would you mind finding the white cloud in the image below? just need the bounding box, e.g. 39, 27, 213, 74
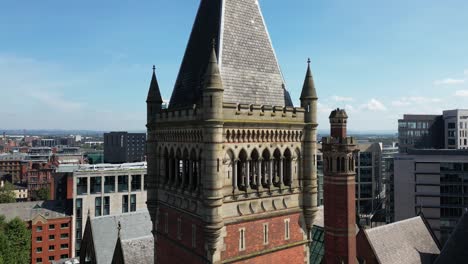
361, 98, 387, 111
331, 96, 354, 102
391, 96, 441, 107
28, 92, 84, 112
434, 78, 465, 85
455, 90, 468, 97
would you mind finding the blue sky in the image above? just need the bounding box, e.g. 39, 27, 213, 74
1, 0, 467, 131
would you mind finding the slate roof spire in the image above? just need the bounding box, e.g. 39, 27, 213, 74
146, 65, 163, 103
203, 41, 223, 91
300, 58, 318, 100
168, 0, 293, 108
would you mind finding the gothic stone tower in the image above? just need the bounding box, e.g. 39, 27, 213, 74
146, 0, 319, 263
322, 109, 359, 264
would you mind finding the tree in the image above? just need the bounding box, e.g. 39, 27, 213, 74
0, 182, 16, 204
36, 187, 50, 201
0, 216, 30, 264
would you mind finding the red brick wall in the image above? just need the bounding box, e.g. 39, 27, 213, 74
66, 175, 73, 200
356, 229, 378, 264
324, 177, 356, 263
31, 217, 72, 264
221, 212, 305, 263
232, 244, 304, 264
156, 205, 206, 264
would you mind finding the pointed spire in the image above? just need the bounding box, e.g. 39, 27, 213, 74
117, 221, 122, 237
203, 42, 223, 90
146, 65, 163, 103
300, 58, 318, 100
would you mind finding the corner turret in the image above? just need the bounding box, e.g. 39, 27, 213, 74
202, 43, 224, 120
300, 58, 319, 238
146, 65, 163, 126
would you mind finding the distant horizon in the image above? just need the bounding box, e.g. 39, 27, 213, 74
0, 128, 398, 136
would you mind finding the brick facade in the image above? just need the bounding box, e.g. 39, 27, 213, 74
222, 212, 305, 262
156, 205, 206, 264
31, 216, 72, 264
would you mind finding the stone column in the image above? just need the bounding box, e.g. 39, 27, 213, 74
246, 159, 251, 191
280, 157, 284, 188
189, 160, 193, 191
233, 159, 238, 192
269, 159, 274, 188
258, 158, 263, 191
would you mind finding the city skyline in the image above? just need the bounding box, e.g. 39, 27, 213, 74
1, 0, 468, 131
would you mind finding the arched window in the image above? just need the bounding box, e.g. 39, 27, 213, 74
238, 150, 248, 191
336, 157, 341, 172
250, 150, 260, 189
273, 149, 282, 187
261, 149, 271, 188
341, 157, 346, 172
283, 149, 292, 186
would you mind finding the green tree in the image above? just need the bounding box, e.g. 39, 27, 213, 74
36, 187, 50, 201
0, 182, 16, 204
0, 216, 30, 264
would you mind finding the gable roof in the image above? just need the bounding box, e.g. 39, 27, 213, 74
119, 236, 154, 264
89, 210, 152, 264
0, 200, 70, 222
434, 211, 468, 264
364, 216, 440, 264
168, 0, 293, 109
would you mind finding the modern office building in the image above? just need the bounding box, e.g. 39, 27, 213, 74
443, 109, 468, 149
398, 109, 468, 153
398, 114, 444, 153
394, 149, 468, 245
72, 162, 147, 257
382, 143, 399, 223
103, 132, 146, 163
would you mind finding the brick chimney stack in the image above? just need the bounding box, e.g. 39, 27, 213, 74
322, 108, 359, 263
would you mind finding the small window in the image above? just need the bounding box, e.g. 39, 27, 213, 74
284, 219, 290, 240
61, 223, 69, 229
164, 213, 169, 234
36, 247, 42, 253
192, 224, 197, 248
49, 224, 55, 230
49, 235, 55, 240
177, 218, 182, 240
239, 228, 246, 251
60, 244, 69, 249
130, 194, 136, 212
60, 254, 69, 259
36, 236, 43, 242
36, 258, 42, 264
49, 256, 55, 261
36, 226, 43, 232
95, 197, 102, 217
60, 233, 69, 239
263, 223, 269, 245
49, 245, 55, 251
122, 195, 129, 213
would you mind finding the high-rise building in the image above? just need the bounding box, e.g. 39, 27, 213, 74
394, 149, 468, 245
72, 162, 147, 257
354, 143, 382, 220
443, 109, 468, 149
322, 109, 359, 263
103, 132, 146, 164
146, 0, 319, 262
398, 114, 444, 153
382, 143, 398, 223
